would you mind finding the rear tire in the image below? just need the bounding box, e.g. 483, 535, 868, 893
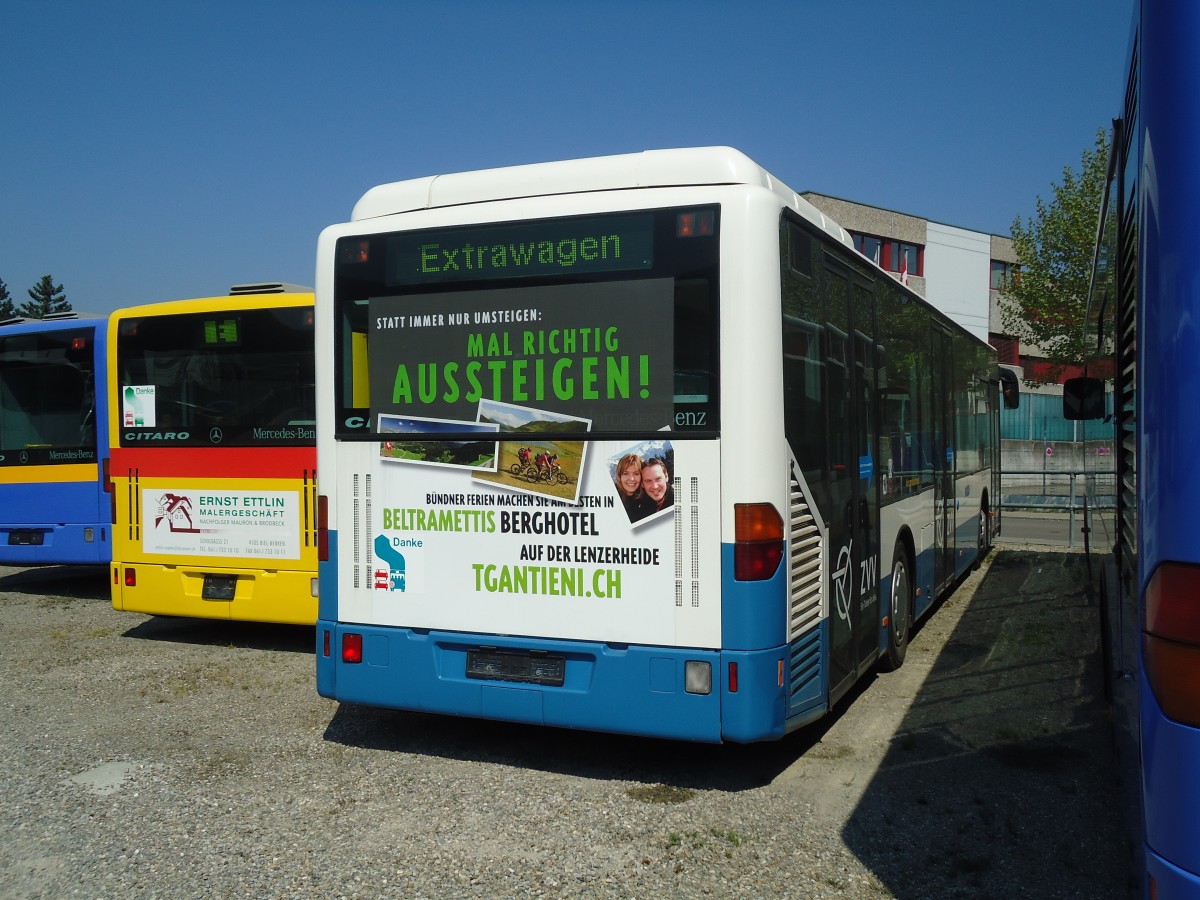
881, 540, 913, 671
974, 501, 991, 569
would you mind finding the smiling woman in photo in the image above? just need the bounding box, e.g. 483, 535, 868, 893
613, 452, 644, 520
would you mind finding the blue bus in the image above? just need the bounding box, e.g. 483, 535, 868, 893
314, 148, 1018, 742
0, 312, 110, 565
1066, 1, 1200, 894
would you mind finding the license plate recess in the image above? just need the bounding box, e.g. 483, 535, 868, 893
201, 574, 237, 601
466, 647, 565, 687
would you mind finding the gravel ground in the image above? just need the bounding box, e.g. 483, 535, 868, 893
0, 548, 1135, 899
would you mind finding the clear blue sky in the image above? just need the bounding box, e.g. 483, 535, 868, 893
1, 0, 1133, 315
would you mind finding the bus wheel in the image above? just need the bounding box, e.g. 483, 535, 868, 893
881, 541, 912, 671
975, 503, 991, 569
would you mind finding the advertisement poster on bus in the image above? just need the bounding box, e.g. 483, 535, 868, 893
342, 280, 719, 647
365, 280, 676, 432
141, 488, 302, 559
356, 431, 717, 647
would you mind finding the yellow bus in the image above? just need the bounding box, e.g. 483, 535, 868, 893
107, 283, 317, 624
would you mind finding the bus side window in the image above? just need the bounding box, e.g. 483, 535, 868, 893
880, 390, 910, 495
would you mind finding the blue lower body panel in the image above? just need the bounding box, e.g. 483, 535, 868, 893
317, 623, 722, 741
0, 522, 109, 566
914, 544, 937, 619
787, 621, 827, 726
316, 622, 792, 743
1145, 850, 1200, 899
1141, 675, 1200, 896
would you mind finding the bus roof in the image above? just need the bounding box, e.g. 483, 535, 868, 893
229, 282, 313, 295
110, 289, 313, 322
0, 312, 106, 329
350, 146, 853, 251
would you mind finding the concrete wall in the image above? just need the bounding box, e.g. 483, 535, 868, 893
1001, 439, 1114, 473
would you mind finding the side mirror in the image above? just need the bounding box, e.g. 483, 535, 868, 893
998, 367, 1020, 410
1063, 376, 1105, 420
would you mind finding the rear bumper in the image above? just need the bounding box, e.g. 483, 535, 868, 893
113, 560, 316, 624
0, 523, 109, 566
316, 622, 791, 743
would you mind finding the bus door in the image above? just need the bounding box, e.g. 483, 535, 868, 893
931, 326, 956, 588
824, 262, 880, 695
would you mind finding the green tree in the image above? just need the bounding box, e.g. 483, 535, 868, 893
20, 274, 70, 318
0, 278, 15, 320
999, 129, 1109, 385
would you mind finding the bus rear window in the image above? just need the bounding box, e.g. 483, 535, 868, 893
116, 307, 314, 447
0, 327, 97, 465
333, 207, 719, 438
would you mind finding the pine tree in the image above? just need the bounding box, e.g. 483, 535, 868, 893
20, 275, 71, 319
0, 278, 15, 320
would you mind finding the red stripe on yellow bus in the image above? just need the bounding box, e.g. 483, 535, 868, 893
109, 446, 315, 478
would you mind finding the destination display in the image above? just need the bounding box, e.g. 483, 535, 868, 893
385, 214, 654, 284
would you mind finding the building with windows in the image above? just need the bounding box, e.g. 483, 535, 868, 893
801, 193, 1024, 369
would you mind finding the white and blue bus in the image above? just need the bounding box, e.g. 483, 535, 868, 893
314, 148, 1017, 742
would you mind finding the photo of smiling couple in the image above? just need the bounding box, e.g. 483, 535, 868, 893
611, 441, 675, 526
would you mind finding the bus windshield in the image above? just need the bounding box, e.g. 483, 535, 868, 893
333, 207, 720, 437
0, 327, 98, 465
116, 306, 314, 447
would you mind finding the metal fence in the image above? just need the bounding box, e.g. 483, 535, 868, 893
1000, 468, 1116, 549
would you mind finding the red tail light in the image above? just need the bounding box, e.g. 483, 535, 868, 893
342, 632, 363, 664
1143, 562, 1200, 726
676, 210, 714, 237
124, 567, 136, 587
734, 503, 784, 581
